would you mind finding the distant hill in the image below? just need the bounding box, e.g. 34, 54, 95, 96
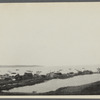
0, 65, 43, 67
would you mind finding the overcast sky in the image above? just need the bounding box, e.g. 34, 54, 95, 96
0, 3, 100, 66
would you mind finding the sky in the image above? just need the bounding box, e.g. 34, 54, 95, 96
0, 3, 100, 66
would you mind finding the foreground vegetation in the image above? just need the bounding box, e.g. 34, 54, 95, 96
1, 80, 100, 95
38, 81, 100, 95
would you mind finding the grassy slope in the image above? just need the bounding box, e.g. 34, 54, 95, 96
39, 81, 100, 95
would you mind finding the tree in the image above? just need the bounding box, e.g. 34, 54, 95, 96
97, 68, 100, 73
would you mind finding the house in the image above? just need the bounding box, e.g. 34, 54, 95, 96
33, 74, 40, 78
83, 70, 93, 74
0, 74, 10, 79
46, 72, 56, 78
22, 72, 33, 80
46, 72, 62, 78
15, 74, 22, 81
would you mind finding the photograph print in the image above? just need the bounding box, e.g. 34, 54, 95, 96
0, 3, 100, 95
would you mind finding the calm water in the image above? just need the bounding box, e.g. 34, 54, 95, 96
0, 65, 99, 75
4, 74, 100, 93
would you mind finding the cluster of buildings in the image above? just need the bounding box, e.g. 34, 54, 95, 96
0, 69, 94, 82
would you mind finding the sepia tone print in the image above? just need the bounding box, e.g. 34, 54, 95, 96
0, 3, 100, 95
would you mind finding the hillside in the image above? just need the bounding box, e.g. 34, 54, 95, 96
39, 81, 100, 95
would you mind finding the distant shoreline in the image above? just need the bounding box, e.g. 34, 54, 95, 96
0, 65, 43, 67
